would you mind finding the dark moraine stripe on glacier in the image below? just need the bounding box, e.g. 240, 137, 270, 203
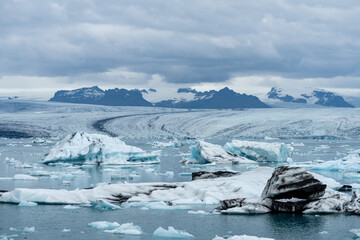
91, 111, 188, 137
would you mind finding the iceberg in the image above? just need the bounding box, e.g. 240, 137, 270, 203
350, 228, 360, 237
9, 227, 35, 233
153, 226, 194, 238
213, 235, 274, 240
183, 140, 256, 164
153, 138, 182, 148
311, 149, 360, 171
42, 132, 160, 165
104, 223, 143, 235
88, 221, 120, 230
18, 201, 38, 207
224, 140, 293, 162
13, 174, 38, 180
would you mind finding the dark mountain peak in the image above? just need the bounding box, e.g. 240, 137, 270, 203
148, 88, 157, 93
267, 87, 354, 108
177, 88, 198, 94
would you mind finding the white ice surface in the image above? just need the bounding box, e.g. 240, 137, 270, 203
43, 132, 160, 165
224, 140, 293, 162
153, 226, 194, 238
0, 167, 342, 206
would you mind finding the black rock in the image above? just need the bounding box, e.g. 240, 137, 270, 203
338, 185, 352, 192
220, 198, 245, 210
261, 166, 326, 201
191, 171, 240, 180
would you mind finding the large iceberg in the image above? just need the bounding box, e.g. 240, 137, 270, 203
43, 132, 160, 165
182, 140, 256, 164
224, 140, 293, 163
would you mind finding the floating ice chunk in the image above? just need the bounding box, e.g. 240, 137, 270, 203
311, 150, 360, 171
224, 140, 293, 162
88, 221, 120, 230
153, 226, 194, 238
0, 234, 18, 240
155, 171, 175, 178
104, 223, 143, 235
29, 170, 51, 177
18, 201, 37, 207
123, 201, 189, 210
319, 231, 328, 234
4, 157, 19, 165
187, 210, 209, 215
350, 228, 360, 237
23, 144, 32, 147
91, 200, 121, 210
43, 132, 160, 165
153, 138, 182, 148
9, 227, 35, 233
213, 235, 274, 240
13, 174, 38, 180
184, 140, 256, 164
62, 229, 71, 232
64, 205, 80, 209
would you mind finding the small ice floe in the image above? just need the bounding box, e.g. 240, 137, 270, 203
213, 235, 274, 240
9, 227, 35, 233
4, 157, 20, 165
13, 174, 38, 180
224, 140, 293, 163
319, 231, 328, 234
350, 228, 360, 237
153, 226, 194, 238
23, 144, 32, 148
104, 223, 143, 235
187, 210, 209, 215
62, 229, 71, 232
0, 234, 18, 240
91, 200, 121, 210
182, 140, 256, 164
18, 201, 38, 207
124, 201, 189, 210
153, 138, 182, 148
155, 171, 175, 178
29, 170, 51, 177
43, 132, 160, 165
63, 205, 80, 210
88, 221, 120, 230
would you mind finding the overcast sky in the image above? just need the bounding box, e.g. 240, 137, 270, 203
1, 0, 360, 98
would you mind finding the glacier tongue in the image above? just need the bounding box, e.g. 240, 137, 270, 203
43, 132, 160, 165
224, 140, 293, 163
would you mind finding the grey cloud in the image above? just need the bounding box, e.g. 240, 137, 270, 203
1, 0, 360, 86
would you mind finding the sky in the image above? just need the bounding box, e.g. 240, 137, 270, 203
1, 0, 360, 99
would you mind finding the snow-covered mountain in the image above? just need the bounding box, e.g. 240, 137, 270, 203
50, 86, 152, 106
50, 87, 270, 109
266, 87, 355, 108
154, 87, 270, 109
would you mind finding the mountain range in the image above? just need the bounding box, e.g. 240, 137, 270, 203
49, 86, 355, 109
49, 86, 270, 109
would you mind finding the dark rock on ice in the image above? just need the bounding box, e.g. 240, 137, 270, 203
338, 185, 352, 192
261, 166, 326, 201
192, 171, 240, 181
219, 198, 245, 210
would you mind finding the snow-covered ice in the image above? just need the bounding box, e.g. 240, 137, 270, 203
18, 201, 37, 207
224, 140, 293, 162
153, 226, 194, 238
310, 149, 360, 171
43, 132, 160, 165
88, 221, 120, 230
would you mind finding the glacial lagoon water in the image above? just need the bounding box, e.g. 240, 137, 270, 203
0, 138, 359, 239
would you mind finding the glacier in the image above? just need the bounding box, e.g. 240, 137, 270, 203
42, 132, 160, 165
224, 140, 293, 162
